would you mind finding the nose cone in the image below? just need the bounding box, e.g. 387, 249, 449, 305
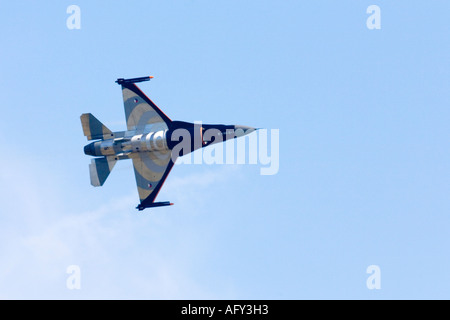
234, 125, 257, 138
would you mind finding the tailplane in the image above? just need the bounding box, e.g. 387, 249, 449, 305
89, 157, 117, 187
80, 113, 114, 140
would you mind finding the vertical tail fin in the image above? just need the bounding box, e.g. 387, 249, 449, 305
80, 113, 114, 140
89, 157, 117, 187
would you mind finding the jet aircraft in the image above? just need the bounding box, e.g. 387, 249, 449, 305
81, 76, 256, 210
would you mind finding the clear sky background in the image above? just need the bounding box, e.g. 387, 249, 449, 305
0, 1, 448, 299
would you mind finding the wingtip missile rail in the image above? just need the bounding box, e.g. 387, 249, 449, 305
137, 201, 174, 211
115, 76, 154, 85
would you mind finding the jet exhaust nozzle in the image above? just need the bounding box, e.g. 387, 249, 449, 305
84, 142, 96, 156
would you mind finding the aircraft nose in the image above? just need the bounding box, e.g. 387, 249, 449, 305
234, 125, 257, 138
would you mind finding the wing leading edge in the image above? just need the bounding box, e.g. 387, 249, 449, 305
121, 83, 171, 132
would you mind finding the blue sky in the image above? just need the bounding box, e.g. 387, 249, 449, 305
0, 1, 448, 299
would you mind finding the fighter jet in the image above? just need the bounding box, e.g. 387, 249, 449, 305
81, 76, 256, 210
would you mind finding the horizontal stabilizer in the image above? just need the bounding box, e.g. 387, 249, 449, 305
81, 113, 114, 140
89, 157, 116, 187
